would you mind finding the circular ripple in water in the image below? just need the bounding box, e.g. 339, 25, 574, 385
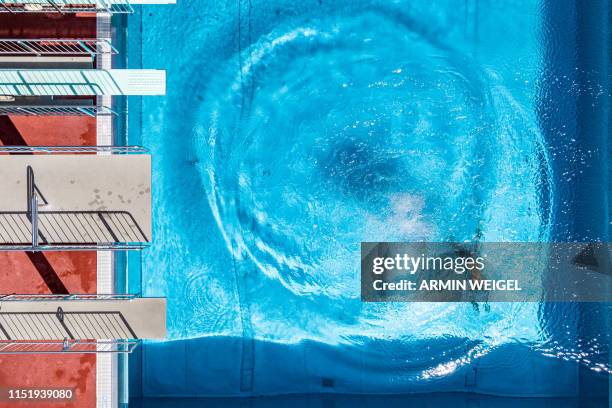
195, 11, 549, 297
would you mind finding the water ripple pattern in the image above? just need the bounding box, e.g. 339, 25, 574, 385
196, 12, 550, 295
141, 2, 610, 390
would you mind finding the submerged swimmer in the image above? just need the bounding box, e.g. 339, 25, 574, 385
448, 242, 490, 312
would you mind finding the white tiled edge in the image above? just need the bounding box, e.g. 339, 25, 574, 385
96, 12, 117, 408
96, 13, 113, 147
96, 251, 117, 408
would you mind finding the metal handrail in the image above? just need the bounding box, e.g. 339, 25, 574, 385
30, 195, 38, 246
0, 0, 134, 14
0, 105, 115, 117
0, 339, 140, 354
0, 242, 149, 251
0, 294, 137, 301
27, 165, 47, 247
0, 39, 117, 56
0, 145, 148, 154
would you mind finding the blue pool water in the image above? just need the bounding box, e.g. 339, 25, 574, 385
130, 0, 610, 402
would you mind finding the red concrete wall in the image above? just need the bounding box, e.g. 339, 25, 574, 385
0, 15, 96, 39
8, 116, 97, 146
0, 252, 97, 294
0, 355, 96, 408
0, 113, 99, 407
0, 10, 106, 403
0, 251, 98, 408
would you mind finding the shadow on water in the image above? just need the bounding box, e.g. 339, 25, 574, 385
131, 393, 586, 408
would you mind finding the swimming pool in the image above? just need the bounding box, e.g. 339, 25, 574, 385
128, 0, 610, 403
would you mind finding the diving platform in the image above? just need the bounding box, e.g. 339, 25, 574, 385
0, 69, 166, 96
0, 146, 151, 250
0, 294, 166, 353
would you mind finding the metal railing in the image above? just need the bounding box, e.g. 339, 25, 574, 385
0, 39, 117, 57
0, 145, 147, 154
0, 339, 139, 354
0, 105, 114, 117
0, 294, 137, 301
0, 0, 133, 14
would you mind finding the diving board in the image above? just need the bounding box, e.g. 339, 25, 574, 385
0, 297, 166, 341
0, 69, 166, 96
0, 147, 151, 250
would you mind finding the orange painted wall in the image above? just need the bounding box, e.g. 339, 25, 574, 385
1, 113, 100, 406
8, 116, 97, 147
0, 355, 96, 408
